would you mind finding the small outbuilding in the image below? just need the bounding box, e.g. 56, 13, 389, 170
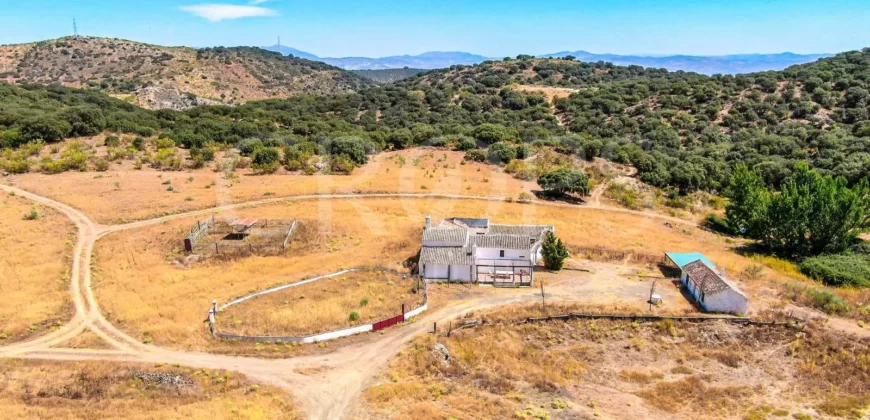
666, 252, 749, 315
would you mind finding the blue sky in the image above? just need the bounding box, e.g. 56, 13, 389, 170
1, 0, 868, 57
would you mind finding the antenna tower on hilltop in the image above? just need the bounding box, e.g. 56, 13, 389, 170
277, 36, 281, 49
73, 18, 78, 37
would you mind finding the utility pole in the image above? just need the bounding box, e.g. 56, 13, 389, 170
277, 36, 281, 49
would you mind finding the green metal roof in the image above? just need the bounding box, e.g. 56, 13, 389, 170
665, 252, 717, 269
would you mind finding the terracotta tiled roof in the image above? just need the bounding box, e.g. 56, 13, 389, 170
684, 260, 737, 296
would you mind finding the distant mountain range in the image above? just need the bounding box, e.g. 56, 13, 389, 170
265, 46, 487, 70
541, 51, 833, 75
263, 45, 831, 75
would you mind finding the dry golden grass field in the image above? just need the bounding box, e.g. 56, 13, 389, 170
363, 304, 870, 420
220, 270, 424, 337
92, 195, 794, 354
0, 190, 74, 343
5, 149, 535, 224
0, 359, 299, 419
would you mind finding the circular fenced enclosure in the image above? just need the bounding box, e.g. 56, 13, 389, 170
217, 269, 425, 338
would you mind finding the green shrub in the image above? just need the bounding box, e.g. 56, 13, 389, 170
704, 214, 735, 235
23, 208, 38, 220
454, 136, 477, 151
348, 311, 360, 321
104, 135, 120, 147
41, 158, 69, 174
799, 254, 870, 287
538, 168, 589, 197
155, 137, 176, 150
93, 157, 110, 172
3, 158, 30, 174
329, 155, 356, 175
515, 144, 531, 160
487, 142, 517, 164
153, 148, 182, 170
360, 298, 369, 307
328, 137, 368, 165
605, 183, 641, 210
132, 137, 145, 151
464, 149, 486, 162
236, 138, 264, 156
252, 147, 280, 166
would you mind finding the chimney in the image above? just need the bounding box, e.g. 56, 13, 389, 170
425, 214, 431, 229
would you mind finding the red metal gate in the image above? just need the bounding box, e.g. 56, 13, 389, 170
372, 314, 404, 332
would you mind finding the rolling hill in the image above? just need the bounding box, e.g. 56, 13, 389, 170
351, 68, 428, 83
262, 45, 487, 70
262, 44, 829, 75
0, 37, 371, 109
541, 50, 832, 75
2, 47, 868, 194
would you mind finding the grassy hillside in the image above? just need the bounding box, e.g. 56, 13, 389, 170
0, 37, 371, 109
351, 68, 427, 83
1, 49, 869, 194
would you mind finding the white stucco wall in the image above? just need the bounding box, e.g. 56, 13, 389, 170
701, 290, 748, 314
476, 247, 532, 261
449, 265, 472, 282
424, 264, 449, 279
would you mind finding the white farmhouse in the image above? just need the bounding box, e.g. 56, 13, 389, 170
418, 216, 554, 286
666, 252, 749, 314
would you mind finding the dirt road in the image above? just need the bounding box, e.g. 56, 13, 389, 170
1, 184, 866, 419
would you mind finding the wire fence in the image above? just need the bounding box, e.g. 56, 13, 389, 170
186, 218, 297, 258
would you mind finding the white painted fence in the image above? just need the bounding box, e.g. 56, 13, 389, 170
209, 267, 427, 344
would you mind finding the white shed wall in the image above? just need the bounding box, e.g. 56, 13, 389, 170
476, 247, 532, 261
424, 264, 449, 279
701, 290, 748, 314
449, 265, 472, 282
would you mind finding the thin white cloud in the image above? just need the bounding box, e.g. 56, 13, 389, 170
249, 0, 270, 4
180, 3, 277, 22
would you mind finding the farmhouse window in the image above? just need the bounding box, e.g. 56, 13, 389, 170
499, 250, 505, 258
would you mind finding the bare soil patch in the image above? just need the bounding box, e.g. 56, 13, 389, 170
0, 190, 75, 343
6, 149, 534, 224
0, 359, 299, 419
221, 270, 424, 337
362, 304, 870, 420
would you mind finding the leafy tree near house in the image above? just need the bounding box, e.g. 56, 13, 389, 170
726, 162, 870, 258
537, 168, 589, 197
541, 232, 569, 271
725, 163, 770, 237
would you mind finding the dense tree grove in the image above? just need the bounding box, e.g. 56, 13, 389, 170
725, 163, 870, 258
2, 49, 870, 192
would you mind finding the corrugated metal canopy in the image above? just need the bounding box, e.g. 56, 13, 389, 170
666, 252, 716, 269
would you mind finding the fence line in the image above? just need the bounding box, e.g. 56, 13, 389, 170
441, 312, 796, 337
282, 219, 298, 250
208, 267, 428, 344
